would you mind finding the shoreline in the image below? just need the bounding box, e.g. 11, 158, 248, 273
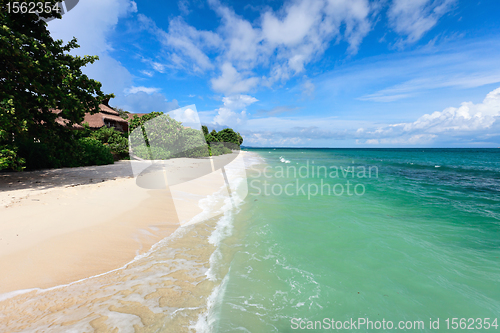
0, 152, 254, 295
0, 150, 263, 332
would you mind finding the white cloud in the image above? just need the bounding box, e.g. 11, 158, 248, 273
125, 86, 161, 94
214, 4, 264, 70
139, 0, 375, 95
388, 0, 456, 45
233, 87, 500, 147
149, 61, 167, 73
257, 0, 373, 83
358, 86, 500, 144
48, 0, 137, 95
168, 106, 201, 128
138, 14, 222, 73
261, 1, 322, 46
211, 63, 260, 94
213, 94, 258, 126
402, 87, 500, 133
361, 72, 500, 102
139, 70, 154, 77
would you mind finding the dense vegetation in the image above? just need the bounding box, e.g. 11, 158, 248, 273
0, 0, 113, 171
129, 113, 242, 160
0, 1, 243, 171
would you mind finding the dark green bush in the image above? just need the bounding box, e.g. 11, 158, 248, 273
16, 138, 64, 170
0, 146, 25, 171
90, 127, 129, 159
15, 134, 114, 170
77, 137, 114, 166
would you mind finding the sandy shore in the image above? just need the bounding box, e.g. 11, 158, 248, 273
0, 152, 245, 295
0, 150, 259, 332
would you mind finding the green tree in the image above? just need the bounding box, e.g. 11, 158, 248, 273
210, 129, 219, 140
202, 125, 209, 137
128, 112, 164, 133
113, 106, 130, 120
0, 0, 113, 170
217, 128, 242, 150
129, 112, 185, 159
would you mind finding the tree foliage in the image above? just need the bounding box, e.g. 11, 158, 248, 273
0, 0, 113, 170
203, 127, 243, 155
90, 127, 129, 159
113, 106, 130, 120
77, 137, 114, 166
129, 114, 242, 159
202, 125, 209, 137
129, 112, 184, 159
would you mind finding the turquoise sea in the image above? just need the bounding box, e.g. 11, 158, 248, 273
207, 148, 500, 332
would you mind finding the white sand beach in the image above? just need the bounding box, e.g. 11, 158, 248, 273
0, 151, 255, 332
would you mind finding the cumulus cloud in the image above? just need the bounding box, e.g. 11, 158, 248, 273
168, 106, 201, 128
388, 0, 456, 45
48, 0, 137, 95
211, 63, 260, 94
401, 87, 500, 133
358, 86, 500, 144
237, 87, 500, 147
213, 95, 258, 126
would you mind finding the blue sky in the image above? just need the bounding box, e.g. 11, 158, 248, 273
48, 0, 500, 147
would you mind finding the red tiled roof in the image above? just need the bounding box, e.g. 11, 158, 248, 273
51, 104, 129, 131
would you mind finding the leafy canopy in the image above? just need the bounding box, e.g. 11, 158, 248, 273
0, 0, 113, 170
129, 114, 243, 159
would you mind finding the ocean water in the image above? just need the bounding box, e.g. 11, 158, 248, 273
206, 148, 500, 332
2, 149, 499, 332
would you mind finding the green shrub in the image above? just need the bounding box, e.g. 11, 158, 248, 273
131, 145, 172, 160
209, 142, 230, 156
77, 137, 114, 166
177, 128, 209, 158
16, 139, 60, 169
90, 127, 129, 159
0, 146, 25, 171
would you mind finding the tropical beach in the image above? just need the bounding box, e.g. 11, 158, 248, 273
0, 150, 260, 332
2, 0, 500, 332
